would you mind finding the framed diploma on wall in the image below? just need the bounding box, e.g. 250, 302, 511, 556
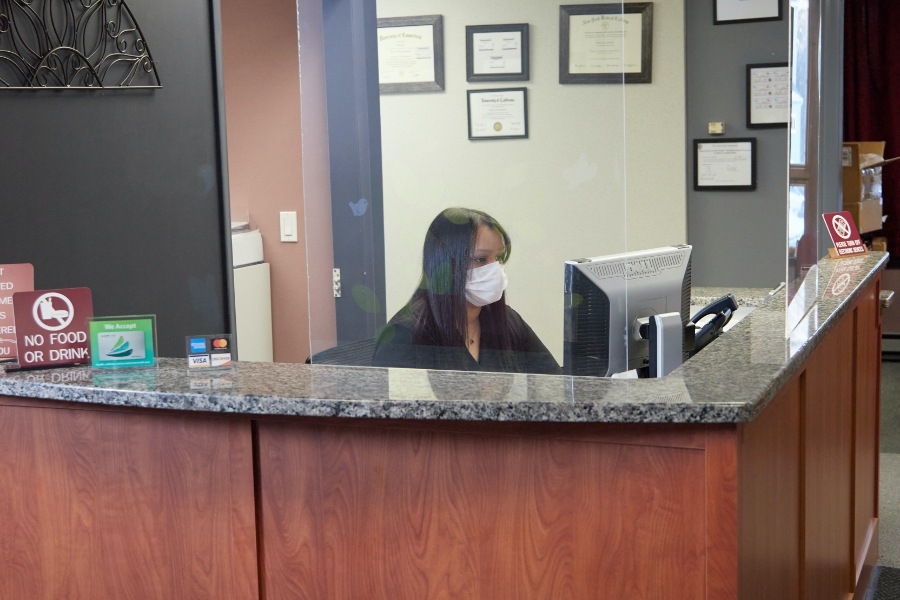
377, 15, 444, 94
693, 138, 757, 191
467, 88, 528, 140
466, 24, 530, 83
746, 63, 790, 128
559, 3, 653, 84
714, 0, 783, 24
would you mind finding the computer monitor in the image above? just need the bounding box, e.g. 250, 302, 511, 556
563, 245, 692, 377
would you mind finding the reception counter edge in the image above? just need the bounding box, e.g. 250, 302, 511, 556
0, 252, 888, 424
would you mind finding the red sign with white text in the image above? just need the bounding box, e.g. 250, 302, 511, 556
0, 264, 34, 361
822, 211, 868, 257
12, 288, 93, 368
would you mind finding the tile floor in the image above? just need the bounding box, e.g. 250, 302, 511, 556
879, 359, 900, 567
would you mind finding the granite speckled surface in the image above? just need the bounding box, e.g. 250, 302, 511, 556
691, 286, 775, 308
0, 253, 888, 424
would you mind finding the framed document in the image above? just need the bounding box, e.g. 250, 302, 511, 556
377, 15, 444, 94
714, 0, 782, 24
559, 3, 653, 84
693, 138, 757, 191
746, 62, 790, 128
466, 24, 529, 82
467, 88, 528, 140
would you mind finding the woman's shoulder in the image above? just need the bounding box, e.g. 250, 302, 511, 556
503, 305, 532, 332
377, 308, 416, 344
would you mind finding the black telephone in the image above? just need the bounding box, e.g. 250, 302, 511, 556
689, 293, 739, 356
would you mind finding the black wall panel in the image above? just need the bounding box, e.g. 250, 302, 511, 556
322, 0, 387, 343
0, 0, 230, 357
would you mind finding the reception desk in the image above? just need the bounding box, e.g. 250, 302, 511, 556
0, 253, 888, 599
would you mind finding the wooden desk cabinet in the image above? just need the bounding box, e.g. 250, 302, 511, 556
0, 278, 881, 599
255, 278, 880, 599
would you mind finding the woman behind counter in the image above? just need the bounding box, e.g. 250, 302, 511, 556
373, 207, 560, 374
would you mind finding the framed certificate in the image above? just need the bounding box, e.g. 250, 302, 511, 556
377, 15, 444, 94
714, 0, 782, 24
467, 88, 528, 140
559, 3, 653, 84
693, 138, 757, 191
746, 62, 790, 128
466, 24, 529, 83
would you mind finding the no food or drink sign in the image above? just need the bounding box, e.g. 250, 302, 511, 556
12, 288, 94, 368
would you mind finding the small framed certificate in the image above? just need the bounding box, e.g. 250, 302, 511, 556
746, 62, 790, 128
559, 3, 653, 84
377, 15, 444, 94
693, 138, 757, 191
466, 24, 529, 82
714, 0, 783, 24
467, 88, 528, 140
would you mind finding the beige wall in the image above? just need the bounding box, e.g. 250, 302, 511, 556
219, 0, 686, 362
378, 0, 687, 360
221, 0, 317, 362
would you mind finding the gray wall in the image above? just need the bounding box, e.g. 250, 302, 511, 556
0, 0, 231, 357
685, 4, 790, 288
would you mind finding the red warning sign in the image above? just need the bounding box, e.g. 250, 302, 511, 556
12, 288, 94, 368
822, 211, 867, 258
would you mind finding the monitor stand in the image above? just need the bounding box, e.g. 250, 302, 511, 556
646, 312, 684, 378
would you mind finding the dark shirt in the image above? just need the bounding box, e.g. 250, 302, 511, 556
373, 307, 560, 375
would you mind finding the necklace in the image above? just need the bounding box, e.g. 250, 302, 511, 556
467, 324, 478, 346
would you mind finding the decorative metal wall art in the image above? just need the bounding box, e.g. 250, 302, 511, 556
0, 0, 161, 89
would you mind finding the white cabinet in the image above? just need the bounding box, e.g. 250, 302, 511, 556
233, 262, 273, 361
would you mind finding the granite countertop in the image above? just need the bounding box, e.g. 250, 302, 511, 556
0, 252, 888, 424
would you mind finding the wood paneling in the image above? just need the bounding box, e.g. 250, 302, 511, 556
257, 420, 710, 600
737, 375, 802, 600
0, 279, 884, 600
852, 280, 880, 586
804, 314, 854, 599
705, 426, 740, 599
0, 404, 258, 599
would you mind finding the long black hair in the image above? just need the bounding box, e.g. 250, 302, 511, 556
402, 207, 524, 357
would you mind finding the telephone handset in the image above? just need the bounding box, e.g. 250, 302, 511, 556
689, 293, 738, 356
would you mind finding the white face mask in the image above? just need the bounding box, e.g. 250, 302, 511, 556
465, 261, 508, 307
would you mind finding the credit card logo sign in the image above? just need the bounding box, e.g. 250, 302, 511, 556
211, 353, 232, 368
190, 338, 207, 353
212, 338, 229, 350
189, 355, 210, 368
99, 331, 146, 359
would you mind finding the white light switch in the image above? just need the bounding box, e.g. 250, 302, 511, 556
280, 211, 298, 242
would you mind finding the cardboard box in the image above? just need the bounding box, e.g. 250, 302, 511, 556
844, 197, 884, 234
841, 141, 900, 233
842, 141, 886, 203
